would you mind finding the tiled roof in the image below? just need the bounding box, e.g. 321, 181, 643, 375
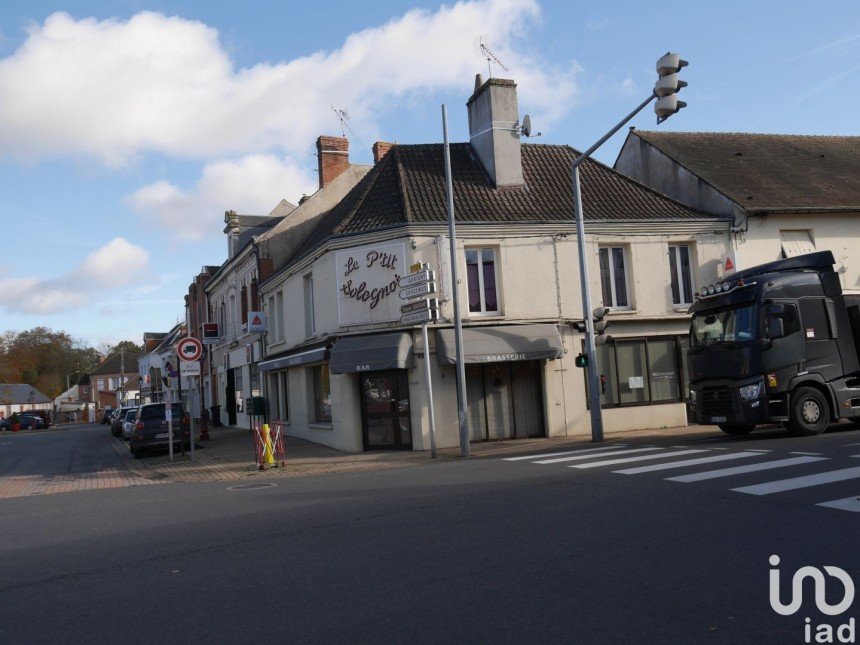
630, 131, 860, 211
291, 142, 716, 265
0, 384, 52, 404
90, 350, 143, 375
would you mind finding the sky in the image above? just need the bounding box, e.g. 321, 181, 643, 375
0, 0, 858, 348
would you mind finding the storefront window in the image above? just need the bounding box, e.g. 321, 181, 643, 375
590, 336, 683, 408
313, 365, 331, 422
649, 338, 681, 402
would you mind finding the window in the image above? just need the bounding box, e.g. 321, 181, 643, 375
780, 230, 815, 258
465, 248, 499, 314
312, 365, 331, 422
598, 247, 630, 309
668, 244, 694, 305
268, 371, 289, 422
589, 336, 685, 408
276, 291, 285, 342
267, 295, 276, 343
304, 274, 315, 336
96, 379, 105, 391
240, 284, 248, 328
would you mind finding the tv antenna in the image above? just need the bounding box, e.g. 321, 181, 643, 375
331, 105, 356, 138
478, 37, 509, 78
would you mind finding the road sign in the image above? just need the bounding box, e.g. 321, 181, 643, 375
400, 298, 438, 314
400, 309, 440, 325
398, 270, 435, 289
180, 361, 201, 376
176, 336, 203, 362
399, 282, 436, 300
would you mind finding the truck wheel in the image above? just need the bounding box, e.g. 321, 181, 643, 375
788, 387, 830, 436
718, 423, 755, 436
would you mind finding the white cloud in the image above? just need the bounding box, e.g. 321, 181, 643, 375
0, 237, 150, 314
127, 154, 317, 240
0, 1, 580, 166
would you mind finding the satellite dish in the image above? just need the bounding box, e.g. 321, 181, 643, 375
521, 114, 532, 137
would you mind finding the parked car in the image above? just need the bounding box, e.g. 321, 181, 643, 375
128, 402, 189, 458
121, 408, 139, 440
101, 408, 114, 424
2, 413, 45, 430
111, 406, 135, 437
22, 410, 51, 428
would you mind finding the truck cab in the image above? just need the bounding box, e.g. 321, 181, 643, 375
687, 251, 860, 436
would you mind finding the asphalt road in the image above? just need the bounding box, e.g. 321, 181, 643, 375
0, 422, 126, 476
1, 424, 860, 644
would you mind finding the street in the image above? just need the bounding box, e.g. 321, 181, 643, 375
1, 424, 859, 643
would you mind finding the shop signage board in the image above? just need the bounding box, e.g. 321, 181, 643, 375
400, 309, 439, 325
246, 311, 266, 333
400, 298, 438, 314
201, 322, 220, 344
336, 241, 406, 326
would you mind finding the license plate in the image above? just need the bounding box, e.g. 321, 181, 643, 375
155, 433, 170, 439
711, 416, 726, 423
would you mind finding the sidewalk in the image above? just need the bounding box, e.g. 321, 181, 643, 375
117, 423, 718, 484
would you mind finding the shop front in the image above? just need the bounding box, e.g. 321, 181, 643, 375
435, 324, 563, 441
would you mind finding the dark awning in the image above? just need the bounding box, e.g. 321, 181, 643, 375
258, 340, 331, 372
435, 324, 563, 365
329, 332, 413, 374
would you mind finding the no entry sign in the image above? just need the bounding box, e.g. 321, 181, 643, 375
176, 336, 203, 362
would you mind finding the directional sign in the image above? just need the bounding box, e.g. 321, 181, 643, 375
399, 282, 436, 300
398, 270, 435, 289
400, 298, 439, 314
176, 336, 203, 362
400, 309, 439, 325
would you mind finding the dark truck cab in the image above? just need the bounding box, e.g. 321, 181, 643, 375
687, 251, 860, 436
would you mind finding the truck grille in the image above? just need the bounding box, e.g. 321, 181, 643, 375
701, 387, 734, 415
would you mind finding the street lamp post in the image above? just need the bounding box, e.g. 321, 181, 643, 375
572, 52, 688, 442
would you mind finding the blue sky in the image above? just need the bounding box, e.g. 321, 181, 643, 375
1, 0, 858, 348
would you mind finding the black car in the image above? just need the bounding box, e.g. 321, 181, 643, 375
1, 414, 45, 430
128, 402, 189, 458
101, 409, 114, 424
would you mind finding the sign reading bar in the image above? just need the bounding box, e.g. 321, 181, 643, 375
399, 282, 436, 300
398, 270, 435, 289
400, 309, 439, 325
400, 298, 438, 314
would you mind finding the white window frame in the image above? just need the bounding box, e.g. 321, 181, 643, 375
465, 247, 501, 315
598, 246, 631, 310
276, 290, 285, 342
668, 244, 694, 306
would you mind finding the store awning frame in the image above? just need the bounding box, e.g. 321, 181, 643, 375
258, 340, 332, 372
435, 324, 564, 365
329, 331, 414, 374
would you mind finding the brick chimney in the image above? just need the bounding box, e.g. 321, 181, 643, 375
466, 75, 524, 188
373, 141, 395, 164
316, 135, 349, 189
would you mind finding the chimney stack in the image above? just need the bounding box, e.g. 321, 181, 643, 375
373, 141, 395, 164
466, 75, 524, 188
316, 135, 350, 189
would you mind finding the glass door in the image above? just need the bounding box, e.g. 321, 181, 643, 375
360, 371, 412, 450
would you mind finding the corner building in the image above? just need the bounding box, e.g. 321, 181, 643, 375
258, 76, 733, 452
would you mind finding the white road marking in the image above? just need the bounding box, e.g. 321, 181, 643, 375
790, 452, 823, 456
502, 445, 626, 461
536, 447, 660, 465
746, 449, 772, 453
732, 466, 860, 496
817, 496, 860, 512
667, 456, 829, 483
570, 449, 708, 469
615, 451, 764, 475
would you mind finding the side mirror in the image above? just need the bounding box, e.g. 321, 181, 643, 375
767, 317, 786, 339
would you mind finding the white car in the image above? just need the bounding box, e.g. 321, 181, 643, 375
121, 408, 138, 440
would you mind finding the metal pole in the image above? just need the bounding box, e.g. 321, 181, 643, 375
422, 323, 437, 458
442, 104, 470, 457
572, 166, 604, 442
178, 361, 184, 458
165, 377, 174, 462
569, 91, 658, 443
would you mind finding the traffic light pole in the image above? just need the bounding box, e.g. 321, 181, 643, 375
571, 91, 657, 443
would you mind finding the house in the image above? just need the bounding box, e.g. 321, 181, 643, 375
184, 265, 220, 421
88, 349, 142, 414
614, 131, 860, 293
137, 323, 185, 405
255, 75, 732, 453
0, 383, 52, 419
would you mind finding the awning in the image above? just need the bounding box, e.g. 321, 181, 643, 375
435, 324, 564, 365
258, 340, 331, 372
780, 230, 815, 257
329, 332, 413, 374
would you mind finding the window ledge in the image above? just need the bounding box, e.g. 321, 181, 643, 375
672, 306, 692, 313
464, 314, 504, 321
607, 309, 636, 315
308, 422, 333, 430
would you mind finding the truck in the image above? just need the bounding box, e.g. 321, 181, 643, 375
686, 251, 860, 436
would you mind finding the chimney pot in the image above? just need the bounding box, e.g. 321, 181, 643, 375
466, 77, 524, 188
316, 135, 350, 189
373, 141, 395, 164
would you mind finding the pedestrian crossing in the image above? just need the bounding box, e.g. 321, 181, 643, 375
502, 444, 860, 513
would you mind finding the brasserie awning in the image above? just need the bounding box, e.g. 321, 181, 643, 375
329, 332, 413, 374
258, 340, 331, 372
435, 324, 563, 365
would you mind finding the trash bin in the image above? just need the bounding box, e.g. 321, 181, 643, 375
210, 404, 222, 427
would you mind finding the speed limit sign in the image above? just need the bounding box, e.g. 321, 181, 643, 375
176, 337, 203, 362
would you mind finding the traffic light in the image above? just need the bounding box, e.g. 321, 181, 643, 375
654, 52, 688, 124
592, 306, 612, 346
575, 353, 588, 368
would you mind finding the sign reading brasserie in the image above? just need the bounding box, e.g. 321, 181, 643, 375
336, 242, 406, 326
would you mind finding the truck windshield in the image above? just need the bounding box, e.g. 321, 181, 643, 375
690, 305, 758, 347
